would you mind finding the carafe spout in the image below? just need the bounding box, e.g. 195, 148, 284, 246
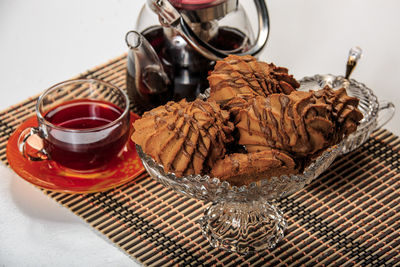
125, 30, 170, 95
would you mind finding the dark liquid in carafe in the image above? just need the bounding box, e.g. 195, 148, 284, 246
126, 25, 249, 113
126, 68, 172, 114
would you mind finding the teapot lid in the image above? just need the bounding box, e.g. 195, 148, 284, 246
169, 0, 229, 9
168, 0, 237, 21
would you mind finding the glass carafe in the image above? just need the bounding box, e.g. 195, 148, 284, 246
128, 0, 270, 112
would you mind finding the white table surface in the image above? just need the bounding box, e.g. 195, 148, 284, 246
1, 0, 399, 266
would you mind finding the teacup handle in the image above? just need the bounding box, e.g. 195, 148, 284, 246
376, 100, 395, 130
17, 127, 49, 161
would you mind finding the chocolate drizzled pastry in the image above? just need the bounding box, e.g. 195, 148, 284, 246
211, 149, 298, 186
132, 54, 363, 187
132, 99, 234, 177
235, 86, 363, 158
207, 55, 300, 107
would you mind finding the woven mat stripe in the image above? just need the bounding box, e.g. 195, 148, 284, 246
290, 141, 400, 264
76, 54, 126, 82
45, 174, 194, 266
289, 130, 394, 200
239, 141, 396, 265
308, 151, 398, 266
108, 177, 252, 265
297, 140, 387, 196
0, 104, 35, 139
322, 141, 400, 224
262, 137, 396, 266
83, 192, 178, 266
294, 149, 398, 230
267, 149, 381, 263
130, 184, 248, 267
268, 137, 400, 266
255, 188, 364, 263
296, 184, 400, 266
279, 219, 345, 266
288, 134, 398, 216
61, 182, 206, 266
67, 181, 187, 265
1, 105, 35, 125
93, 186, 202, 243
49, 176, 227, 265
261, 203, 333, 265
130, 187, 241, 266
0, 95, 36, 116
82, 56, 126, 81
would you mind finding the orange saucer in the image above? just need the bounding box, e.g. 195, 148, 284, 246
6, 113, 144, 193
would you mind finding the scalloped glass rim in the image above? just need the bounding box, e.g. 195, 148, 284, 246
136, 141, 343, 202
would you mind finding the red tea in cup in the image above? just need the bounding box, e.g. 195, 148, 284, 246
43, 99, 129, 170
18, 79, 130, 172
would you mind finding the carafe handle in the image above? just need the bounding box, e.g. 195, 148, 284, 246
149, 0, 270, 61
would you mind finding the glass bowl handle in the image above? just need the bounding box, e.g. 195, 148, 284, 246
376, 100, 395, 130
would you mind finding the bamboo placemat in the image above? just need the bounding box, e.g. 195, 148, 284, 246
1, 54, 400, 266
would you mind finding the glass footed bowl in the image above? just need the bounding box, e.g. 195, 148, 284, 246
137, 74, 395, 254
137, 142, 343, 254
299, 74, 395, 154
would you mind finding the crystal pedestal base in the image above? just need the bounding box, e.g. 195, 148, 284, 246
199, 199, 286, 254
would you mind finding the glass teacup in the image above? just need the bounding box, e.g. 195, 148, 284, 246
18, 79, 130, 172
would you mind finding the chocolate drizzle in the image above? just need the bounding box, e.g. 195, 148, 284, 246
235, 86, 363, 158
132, 99, 234, 176
208, 55, 300, 107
